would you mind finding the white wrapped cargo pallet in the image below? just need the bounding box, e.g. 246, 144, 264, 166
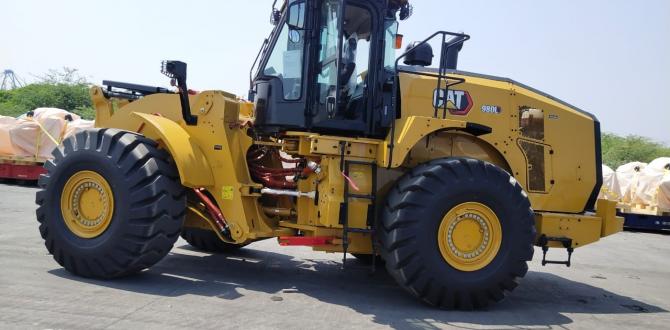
599, 165, 621, 201
633, 158, 670, 212
0, 108, 93, 161
616, 162, 647, 205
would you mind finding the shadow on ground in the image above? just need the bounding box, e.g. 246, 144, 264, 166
0, 178, 39, 187
49, 243, 666, 329
624, 228, 670, 236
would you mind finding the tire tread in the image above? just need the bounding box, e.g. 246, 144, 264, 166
35, 129, 186, 279
378, 157, 536, 309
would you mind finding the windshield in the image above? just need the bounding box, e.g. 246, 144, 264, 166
383, 20, 399, 71
251, 26, 278, 84
250, 6, 287, 83
250, 38, 270, 84
251, 0, 307, 99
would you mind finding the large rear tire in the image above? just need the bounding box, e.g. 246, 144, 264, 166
379, 158, 535, 309
36, 129, 186, 279
181, 227, 247, 253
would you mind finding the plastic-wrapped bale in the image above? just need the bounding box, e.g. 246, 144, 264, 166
660, 164, 670, 210
634, 158, 670, 210
599, 165, 621, 201
30, 108, 93, 140
616, 162, 647, 204
33, 108, 78, 120
0, 116, 19, 156
64, 118, 94, 138
2, 108, 94, 160
10, 113, 68, 159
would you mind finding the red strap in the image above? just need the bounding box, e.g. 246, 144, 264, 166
341, 171, 360, 191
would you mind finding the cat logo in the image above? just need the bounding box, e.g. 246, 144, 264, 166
433, 88, 473, 116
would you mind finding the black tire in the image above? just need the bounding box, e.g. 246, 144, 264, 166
181, 227, 247, 253
36, 129, 186, 279
379, 158, 536, 309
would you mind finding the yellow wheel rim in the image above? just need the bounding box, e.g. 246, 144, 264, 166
60, 170, 114, 239
437, 202, 502, 272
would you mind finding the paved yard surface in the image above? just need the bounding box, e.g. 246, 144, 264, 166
0, 182, 669, 330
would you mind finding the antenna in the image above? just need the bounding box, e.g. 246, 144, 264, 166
0, 69, 25, 90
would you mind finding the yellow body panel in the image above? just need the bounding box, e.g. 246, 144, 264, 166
534, 212, 602, 248
596, 199, 625, 237
535, 199, 623, 248
91, 87, 273, 243
404, 132, 511, 172
392, 72, 599, 213
133, 113, 214, 187
377, 116, 467, 167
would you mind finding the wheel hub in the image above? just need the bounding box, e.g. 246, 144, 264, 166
61, 171, 114, 238
438, 202, 502, 271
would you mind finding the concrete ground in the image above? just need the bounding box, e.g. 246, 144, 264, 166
0, 182, 668, 330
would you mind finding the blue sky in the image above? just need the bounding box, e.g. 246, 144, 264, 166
2, 0, 669, 143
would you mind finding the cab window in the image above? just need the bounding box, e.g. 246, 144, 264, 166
262, 1, 306, 100
316, 1, 373, 120
383, 20, 399, 71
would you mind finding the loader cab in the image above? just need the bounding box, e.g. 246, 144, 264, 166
251, 0, 404, 137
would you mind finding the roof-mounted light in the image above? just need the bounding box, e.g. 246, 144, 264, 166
399, 3, 413, 20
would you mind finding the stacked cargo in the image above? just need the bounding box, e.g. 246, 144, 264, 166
599, 165, 621, 201
600, 159, 670, 230
0, 108, 93, 180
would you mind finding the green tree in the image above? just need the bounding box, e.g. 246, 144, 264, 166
0, 68, 94, 119
36, 67, 89, 85
602, 133, 670, 169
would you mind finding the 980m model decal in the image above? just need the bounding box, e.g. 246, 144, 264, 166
433, 88, 474, 115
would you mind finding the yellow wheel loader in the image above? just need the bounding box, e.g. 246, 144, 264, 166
35, 0, 622, 309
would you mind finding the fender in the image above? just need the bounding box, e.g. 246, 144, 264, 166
133, 112, 214, 187
405, 132, 512, 173
380, 116, 468, 168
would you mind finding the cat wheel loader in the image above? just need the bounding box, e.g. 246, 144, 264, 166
36, 0, 623, 309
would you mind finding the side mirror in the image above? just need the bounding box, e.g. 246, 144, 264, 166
287, 1, 306, 30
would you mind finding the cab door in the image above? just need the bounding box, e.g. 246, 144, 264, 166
310, 0, 377, 135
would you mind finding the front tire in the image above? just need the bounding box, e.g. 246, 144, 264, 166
36, 129, 186, 279
379, 158, 535, 309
